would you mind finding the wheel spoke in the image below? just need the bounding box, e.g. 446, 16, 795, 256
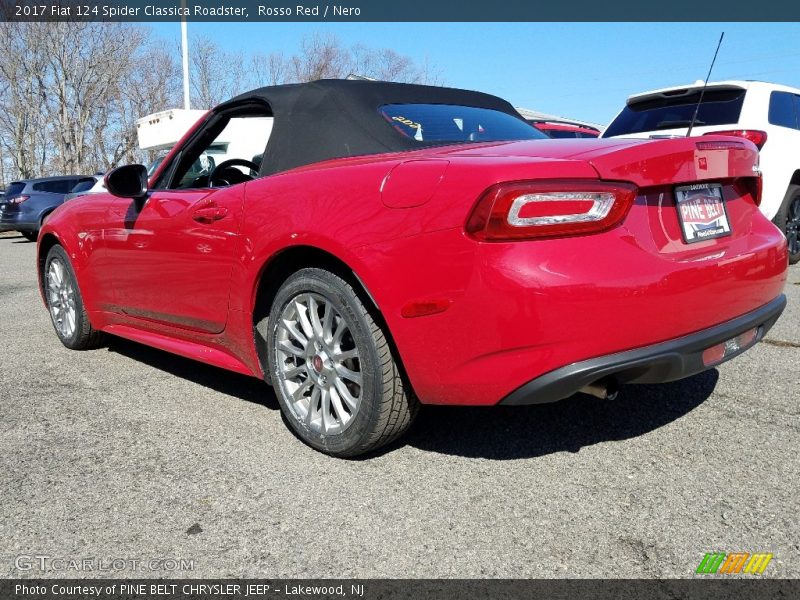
305, 386, 320, 425
292, 378, 313, 401
282, 319, 308, 347
279, 340, 304, 358
335, 364, 362, 386
335, 348, 358, 361
66, 309, 76, 336
334, 378, 359, 411
321, 302, 334, 342
329, 386, 350, 423
308, 295, 324, 337
283, 364, 307, 380
332, 317, 346, 346
320, 387, 331, 433
295, 298, 315, 339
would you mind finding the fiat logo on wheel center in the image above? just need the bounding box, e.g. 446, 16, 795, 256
312, 355, 324, 373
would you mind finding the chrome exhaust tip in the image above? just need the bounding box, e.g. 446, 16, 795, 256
580, 378, 619, 400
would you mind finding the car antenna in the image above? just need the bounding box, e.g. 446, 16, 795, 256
686, 32, 725, 137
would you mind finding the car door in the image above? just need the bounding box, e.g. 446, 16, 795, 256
105, 184, 245, 334
105, 106, 271, 334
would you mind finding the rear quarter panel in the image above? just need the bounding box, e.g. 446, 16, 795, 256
234, 153, 601, 315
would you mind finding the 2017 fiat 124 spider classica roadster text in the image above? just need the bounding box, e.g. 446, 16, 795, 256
37, 80, 788, 456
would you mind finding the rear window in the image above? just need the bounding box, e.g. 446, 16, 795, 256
379, 104, 546, 144
32, 179, 78, 194
5, 182, 26, 197
604, 88, 746, 137
768, 91, 799, 129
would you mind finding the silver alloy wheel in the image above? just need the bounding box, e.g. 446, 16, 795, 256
47, 258, 77, 339
276, 292, 363, 435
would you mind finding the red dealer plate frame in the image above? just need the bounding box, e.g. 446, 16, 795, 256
675, 183, 732, 244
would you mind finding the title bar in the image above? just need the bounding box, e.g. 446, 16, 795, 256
3, 0, 800, 22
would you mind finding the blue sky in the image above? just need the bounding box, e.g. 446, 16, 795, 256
150, 22, 800, 126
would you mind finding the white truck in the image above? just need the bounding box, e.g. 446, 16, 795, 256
603, 81, 800, 263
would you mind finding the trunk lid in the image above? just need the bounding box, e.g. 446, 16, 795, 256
445, 136, 764, 257
583, 137, 763, 258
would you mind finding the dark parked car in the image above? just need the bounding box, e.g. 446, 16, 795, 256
0, 175, 95, 241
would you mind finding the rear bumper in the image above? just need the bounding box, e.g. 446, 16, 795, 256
500, 294, 786, 405
0, 223, 35, 232
0, 210, 36, 232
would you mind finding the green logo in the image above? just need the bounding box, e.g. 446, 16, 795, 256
696, 552, 773, 574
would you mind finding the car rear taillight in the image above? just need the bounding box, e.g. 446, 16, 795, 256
7, 195, 29, 204
703, 130, 767, 150
465, 180, 637, 241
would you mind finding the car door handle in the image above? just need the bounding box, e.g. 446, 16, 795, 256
192, 205, 228, 223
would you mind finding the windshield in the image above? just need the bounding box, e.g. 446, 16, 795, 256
147, 155, 167, 177
379, 104, 546, 144
604, 88, 746, 137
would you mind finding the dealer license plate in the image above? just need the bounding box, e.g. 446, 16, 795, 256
675, 183, 731, 244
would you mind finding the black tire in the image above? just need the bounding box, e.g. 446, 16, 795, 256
773, 184, 800, 265
20, 231, 38, 242
43, 245, 105, 350
265, 268, 418, 457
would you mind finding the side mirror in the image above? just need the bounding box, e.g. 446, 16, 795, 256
104, 164, 148, 199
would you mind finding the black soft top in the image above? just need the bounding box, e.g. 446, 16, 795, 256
219, 79, 524, 176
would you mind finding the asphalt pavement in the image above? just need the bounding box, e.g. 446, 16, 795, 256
1, 230, 798, 578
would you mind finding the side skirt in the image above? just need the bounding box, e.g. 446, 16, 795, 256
102, 323, 257, 377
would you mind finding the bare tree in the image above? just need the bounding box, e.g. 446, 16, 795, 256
101, 43, 181, 168
0, 22, 181, 180
289, 33, 350, 82
250, 33, 442, 87
0, 24, 439, 183
190, 35, 247, 108
251, 51, 290, 86
0, 22, 50, 178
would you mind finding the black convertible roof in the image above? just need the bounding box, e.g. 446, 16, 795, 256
218, 79, 524, 176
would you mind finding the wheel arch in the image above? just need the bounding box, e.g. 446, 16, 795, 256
250, 245, 408, 390
251, 245, 379, 316
38, 208, 56, 229
36, 232, 63, 303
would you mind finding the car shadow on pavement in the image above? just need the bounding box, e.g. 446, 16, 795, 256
103, 335, 718, 459
402, 369, 719, 460
106, 337, 279, 410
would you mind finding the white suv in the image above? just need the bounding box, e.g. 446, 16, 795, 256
603, 80, 800, 263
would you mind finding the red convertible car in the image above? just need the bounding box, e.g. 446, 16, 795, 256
38, 80, 787, 456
